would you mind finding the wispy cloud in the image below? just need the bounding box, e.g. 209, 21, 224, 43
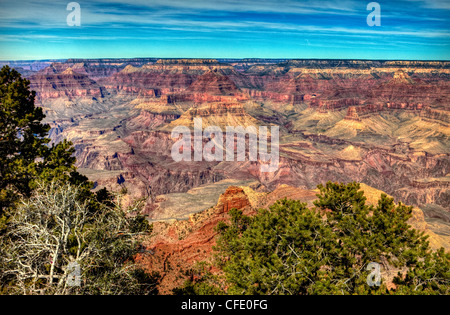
0, 0, 448, 60
403, 0, 450, 10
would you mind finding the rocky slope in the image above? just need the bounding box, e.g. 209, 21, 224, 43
29, 68, 104, 101
99, 59, 236, 96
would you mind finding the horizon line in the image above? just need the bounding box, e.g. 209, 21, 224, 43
1, 57, 450, 62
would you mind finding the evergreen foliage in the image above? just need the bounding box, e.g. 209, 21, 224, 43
177, 182, 449, 295
0, 66, 93, 233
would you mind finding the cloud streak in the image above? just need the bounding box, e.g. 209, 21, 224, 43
0, 0, 448, 60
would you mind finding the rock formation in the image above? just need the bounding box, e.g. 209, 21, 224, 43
29, 68, 104, 102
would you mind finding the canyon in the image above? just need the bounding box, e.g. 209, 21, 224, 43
5, 58, 448, 257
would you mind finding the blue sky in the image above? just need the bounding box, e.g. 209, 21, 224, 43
0, 0, 449, 60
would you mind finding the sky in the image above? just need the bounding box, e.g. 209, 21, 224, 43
0, 0, 449, 60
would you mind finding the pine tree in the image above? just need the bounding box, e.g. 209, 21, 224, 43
180, 182, 449, 295
0, 66, 92, 232
0, 66, 49, 218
